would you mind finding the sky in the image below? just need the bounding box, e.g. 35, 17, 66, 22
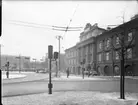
1, 0, 138, 61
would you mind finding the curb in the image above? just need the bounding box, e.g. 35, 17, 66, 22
2, 74, 55, 85
2, 75, 27, 80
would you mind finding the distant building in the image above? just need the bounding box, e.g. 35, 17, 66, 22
65, 45, 78, 74
1, 55, 30, 71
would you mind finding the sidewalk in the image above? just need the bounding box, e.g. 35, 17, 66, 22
54, 73, 138, 81
52, 75, 108, 81
96, 76, 138, 80
2, 91, 138, 105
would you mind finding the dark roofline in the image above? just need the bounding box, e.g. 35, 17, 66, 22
96, 18, 138, 38
65, 45, 77, 52
80, 26, 106, 37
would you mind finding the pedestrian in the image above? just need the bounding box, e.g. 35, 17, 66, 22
5, 61, 10, 78
66, 67, 69, 78
82, 67, 84, 79
6, 71, 9, 78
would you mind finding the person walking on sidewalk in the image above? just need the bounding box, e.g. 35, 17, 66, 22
66, 67, 70, 78
82, 67, 85, 79
5, 61, 10, 78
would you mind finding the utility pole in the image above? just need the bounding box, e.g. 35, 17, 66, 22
56, 35, 63, 76
16, 54, 21, 73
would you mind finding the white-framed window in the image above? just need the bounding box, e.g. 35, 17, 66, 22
105, 52, 109, 60
99, 41, 102, 49
115, 51, 119, 60
106, 39, 110, 48
116, 37, 119, 45
127, 48, 132, 59
128, 31, 133, 42
98, 53, 102, 61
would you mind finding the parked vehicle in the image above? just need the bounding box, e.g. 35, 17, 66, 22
90, 70, 98, 76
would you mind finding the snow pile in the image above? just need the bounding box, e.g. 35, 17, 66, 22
2, 91, 138, 105
52, 76, 107, 81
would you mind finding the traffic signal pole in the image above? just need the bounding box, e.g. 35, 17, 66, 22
48, 45, 53, 94
54, 52, 58, 77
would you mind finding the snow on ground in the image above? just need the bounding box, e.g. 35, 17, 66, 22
52, 76, 107, 81
2, 74, 26, 79
2, 71, 35, 74
2, 91, 138, 105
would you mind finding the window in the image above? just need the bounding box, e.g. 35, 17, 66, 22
74, 59, 76, 65
115, 51, 119, 60
105, 52, 109, 60
74, 51, 76, 57
106, 39, 110, 48
69, 60, 70, 65
72, 52, 73, 57
98, 53, 102, 61
127, 48, 132, 59
128, 31, 133, 42
116, 37, 119, 45
99, 41, 102, 49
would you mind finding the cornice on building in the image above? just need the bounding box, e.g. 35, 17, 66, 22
96, 18, 138, 38
65, 45, 77, 52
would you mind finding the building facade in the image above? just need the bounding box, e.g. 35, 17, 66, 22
65, 23, 106, 75
65, 18, 138, 76
65, 45, 78, 74
96, 18, 138, 76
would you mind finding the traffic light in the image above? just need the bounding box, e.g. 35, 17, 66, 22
54, 52, 58, 60
5, 61, 9, 67
48, 45, 53, 59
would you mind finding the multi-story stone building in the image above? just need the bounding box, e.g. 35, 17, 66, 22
65, 18, 138, 76
65, 23, 106, 75
96, 18, 138, 76
65, 45, 78, 74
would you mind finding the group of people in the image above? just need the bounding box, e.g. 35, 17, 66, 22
66, 64, 92, 79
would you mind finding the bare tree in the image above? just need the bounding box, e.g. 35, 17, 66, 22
110, 15, 135, 99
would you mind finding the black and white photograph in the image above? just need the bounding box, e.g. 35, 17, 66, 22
1, 0, 138, 105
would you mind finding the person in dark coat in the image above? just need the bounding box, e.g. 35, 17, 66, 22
66, 67, 69, 78
6, 71, 9, 78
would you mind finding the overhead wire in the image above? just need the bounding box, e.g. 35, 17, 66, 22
8, 19, 83, 30
8, 21, 53, 30
62, 4, 80, 52
63, 4, 79, 38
